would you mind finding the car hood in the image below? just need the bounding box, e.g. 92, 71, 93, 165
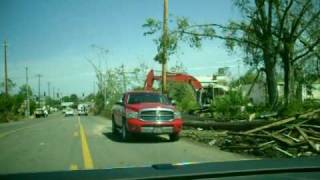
126, 103, 175, 112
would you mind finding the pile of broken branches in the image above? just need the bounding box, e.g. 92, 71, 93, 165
219, 109, 320, 158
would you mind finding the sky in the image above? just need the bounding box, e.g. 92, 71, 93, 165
0, 0, 245, 97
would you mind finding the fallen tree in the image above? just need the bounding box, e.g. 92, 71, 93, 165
183, 120, 271, 131
182, 109, 320, 158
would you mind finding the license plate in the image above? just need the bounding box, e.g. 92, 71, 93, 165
153, 127, 163, 133
141, 127, 173, 133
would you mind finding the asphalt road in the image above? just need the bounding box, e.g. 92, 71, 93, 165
0, 113, 253, 174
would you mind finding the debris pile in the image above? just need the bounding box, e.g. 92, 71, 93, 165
182, 109, 320, 158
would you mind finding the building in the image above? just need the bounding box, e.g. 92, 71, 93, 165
242, 82, 320, 105
61, 102, 74, 109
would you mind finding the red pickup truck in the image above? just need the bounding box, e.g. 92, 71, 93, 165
111, 91, 183, 141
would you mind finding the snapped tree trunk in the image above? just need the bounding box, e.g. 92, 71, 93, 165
289, 62, 295, 103
295, 67, 304, 103
283, 58, 292, 105
296, 81, 303, 103
264, 51, 278, 109
282, 41, 295, 106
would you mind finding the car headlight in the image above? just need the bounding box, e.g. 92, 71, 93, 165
174, 111, 181, 119
126, 111, 139, 119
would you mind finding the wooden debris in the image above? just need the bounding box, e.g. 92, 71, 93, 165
295, 126, 319, 152
303, 128, 320, 138
258, 140, 275, 149
263, 131, 296, 146
298, 109, 320, 118
227, 132, 270, 138
282, 133, 300, 143
183, 120, 271, 131
244, 117, 296, 134
273, 146, 295, 157
300, 124, 320, 129
183, 109, 320, 158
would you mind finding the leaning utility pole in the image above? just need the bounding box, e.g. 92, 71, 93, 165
3, 40, 8, 95
36, 74, 43, 107
161, 0, 168, 94
25, 67, 30, 117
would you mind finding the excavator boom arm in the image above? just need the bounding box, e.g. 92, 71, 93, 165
144, 70, 202, 91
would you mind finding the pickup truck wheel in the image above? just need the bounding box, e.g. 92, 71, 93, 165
169, 133, 180, 142
121, 122, 131, 141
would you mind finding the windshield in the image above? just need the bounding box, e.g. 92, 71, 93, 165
0, 0, 319, 176
128, 93, 169, 104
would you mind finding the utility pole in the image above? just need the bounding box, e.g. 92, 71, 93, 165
52, 87, 55, 100
3, 40, 8, 95
121, 64, 127, 92
25, 67, 30, 117
36, 74, 43, 107
238, 60, 241, 86
93, 81, 96, 95
238, 61, 240, 77
47, 82, 50, 98
161, 0, 168, 94
57, 88, 60, 100
104, 80, 107, 105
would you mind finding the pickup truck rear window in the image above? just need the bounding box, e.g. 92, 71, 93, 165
127, 93, 169, 104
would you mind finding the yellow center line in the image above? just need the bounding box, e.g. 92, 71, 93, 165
78, 116, 94, 169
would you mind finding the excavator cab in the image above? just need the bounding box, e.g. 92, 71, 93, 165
196, 84, 214, 112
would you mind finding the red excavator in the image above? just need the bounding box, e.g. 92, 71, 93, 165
144, 69, 216, 110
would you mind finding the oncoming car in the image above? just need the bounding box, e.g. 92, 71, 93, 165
64, 108, 75, 117
34, 108, 47, 118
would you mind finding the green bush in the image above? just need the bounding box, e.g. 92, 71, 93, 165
302, 99, 320, 110
279, 98, 319, 117
101, 109, 112, 119
0, 97, 18, 122
100, 103, 115, 119
0, 94, 13, 122
167, 82, 199, 113
211, 90, 248, 120
30, 100, 37, 114
93, 92, 105, 115
278, 100, 303, 117
177, 97, 199, 113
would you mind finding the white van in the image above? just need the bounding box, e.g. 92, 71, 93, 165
77, 104, 88, 116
